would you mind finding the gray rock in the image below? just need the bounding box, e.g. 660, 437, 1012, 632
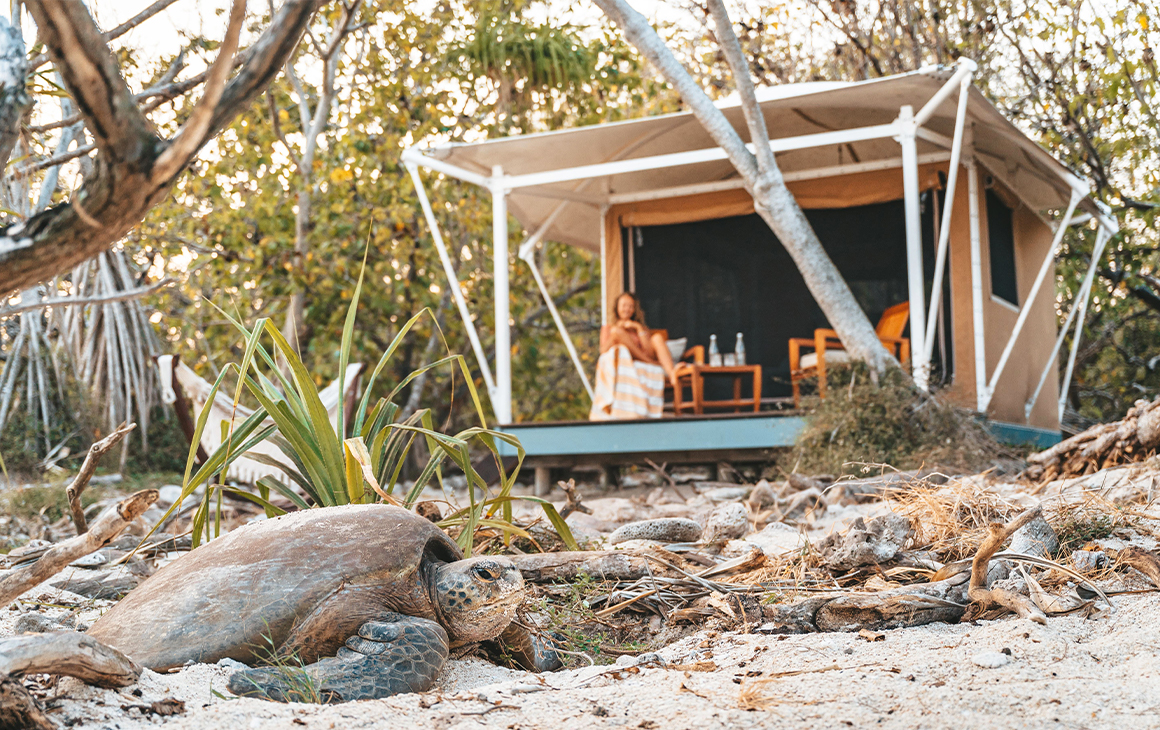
609, 518, 702, 544
817, 514, 913, 571
1009, 515, 1059, 557
704, 486, 750, 502
14, 614, 82, 633
970, 650, 1011, 668
702, 503, 750, 543
1071, 550, 1108, 573
748, 480, 778, 509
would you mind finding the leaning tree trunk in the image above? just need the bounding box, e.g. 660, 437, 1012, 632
592, 0, 892, 372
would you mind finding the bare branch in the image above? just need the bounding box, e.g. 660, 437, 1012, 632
0, 0, 326, 294
0, 278, 172, 318
66, 422, 138, 534
26, 0, 154, 161
151, 0, 247, 183
11, 142, 96, 177
705, 0, 777, 174
591, 0, 758, 180
0, 488, 158, 607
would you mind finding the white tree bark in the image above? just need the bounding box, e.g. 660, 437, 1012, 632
0, 14, 29, 171
593, 0, 894, 372
277, 0, 363, 352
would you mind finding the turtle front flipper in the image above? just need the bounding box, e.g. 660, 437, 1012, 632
484, 622, 563, 673
228, 613, 449, 703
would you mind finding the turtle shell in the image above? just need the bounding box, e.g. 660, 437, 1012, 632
88, 504, 461, 670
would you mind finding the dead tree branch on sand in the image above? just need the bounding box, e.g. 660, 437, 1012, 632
0, 632, 141, 730
0, 489, 158, 607
66, 422, 137, 535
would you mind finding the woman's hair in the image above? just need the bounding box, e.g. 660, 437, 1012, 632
616, 291, 647, 327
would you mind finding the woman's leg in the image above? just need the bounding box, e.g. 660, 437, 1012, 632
649, 332, 677, 384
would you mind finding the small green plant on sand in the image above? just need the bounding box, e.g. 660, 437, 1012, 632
145, 256, 576, 555
529, 571, 646, 666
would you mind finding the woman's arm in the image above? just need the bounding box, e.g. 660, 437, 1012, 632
603, 323, 657, 363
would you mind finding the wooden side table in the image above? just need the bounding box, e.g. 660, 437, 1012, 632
673, 364, 762, 415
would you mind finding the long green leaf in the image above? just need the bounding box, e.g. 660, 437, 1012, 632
337, 244, 370, 441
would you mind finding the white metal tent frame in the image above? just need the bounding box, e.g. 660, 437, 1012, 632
402, 60, 1118, 426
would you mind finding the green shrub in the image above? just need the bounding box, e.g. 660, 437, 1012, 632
784, 363, 1005, 476
152, 259, 576, 555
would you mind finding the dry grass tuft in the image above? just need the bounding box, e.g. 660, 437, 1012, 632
887, 476, 1024, 561
785, 364, 1012, 477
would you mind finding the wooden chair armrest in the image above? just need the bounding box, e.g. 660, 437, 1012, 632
683, 345, 705, 365
813, 328, 841, 341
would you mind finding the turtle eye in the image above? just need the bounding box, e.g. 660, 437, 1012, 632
472, 564, 501, 581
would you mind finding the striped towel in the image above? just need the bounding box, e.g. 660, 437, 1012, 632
589, 345, 665, 420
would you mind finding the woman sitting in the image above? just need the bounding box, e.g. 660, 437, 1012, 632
589, 292, 679, 420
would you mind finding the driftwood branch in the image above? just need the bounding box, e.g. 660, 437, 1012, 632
66, 422, 137, 534
557, 479, 591, 520
510, 551, 652, 583
0, 632, 141, 687
968, 507, 1047, 624
0, 677, 54, 730
1023, 397, 1160, 482
0, 489, 158, 607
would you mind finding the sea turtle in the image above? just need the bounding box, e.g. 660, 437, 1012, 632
87, 504, 559, 702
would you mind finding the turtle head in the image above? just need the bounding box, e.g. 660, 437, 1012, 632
433, 556, 525, 644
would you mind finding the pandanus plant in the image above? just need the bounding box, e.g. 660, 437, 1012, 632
148, 260, 576, 555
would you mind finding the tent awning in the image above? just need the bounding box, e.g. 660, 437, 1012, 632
409, 68, 1096, 252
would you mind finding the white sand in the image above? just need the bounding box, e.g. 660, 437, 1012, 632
14, 586, 1158, 730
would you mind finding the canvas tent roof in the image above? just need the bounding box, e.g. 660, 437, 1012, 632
413, 67, 1095, 252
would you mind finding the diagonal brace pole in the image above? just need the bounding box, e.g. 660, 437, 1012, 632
406, 163, 497, 409
981, 189, 1081, 410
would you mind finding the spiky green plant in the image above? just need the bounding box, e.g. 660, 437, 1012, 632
145, 259, 576, 556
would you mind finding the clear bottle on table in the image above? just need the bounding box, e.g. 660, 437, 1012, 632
735, 332, 746, 365
708, 334, 722, 366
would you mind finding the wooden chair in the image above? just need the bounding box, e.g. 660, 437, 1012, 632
654, 329, 704, 410
788, 302, 911, 408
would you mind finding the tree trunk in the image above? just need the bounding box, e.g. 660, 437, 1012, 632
592, 0, 892, 372
0, 16, 31, 172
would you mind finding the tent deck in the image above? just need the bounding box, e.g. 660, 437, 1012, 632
497, 412, 1060, 467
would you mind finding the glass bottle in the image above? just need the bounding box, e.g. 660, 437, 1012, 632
708, 334, 722, 366
735, 332, 746, 365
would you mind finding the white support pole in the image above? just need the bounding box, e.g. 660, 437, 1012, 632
921, 73, 973, 367
600, 204, 609, 326
1024, 227, 1109, 419
898, 104, 928, 390
400, 148, 490, 187
914, 59, 978, 126
405, 163, 498, 408
500, 123, 900, 190
520, 249, 595, 400
491, 165, 512, 425
1057, 225, 1112, 422
966, 155, 988, 412
984, 189, 1082, 402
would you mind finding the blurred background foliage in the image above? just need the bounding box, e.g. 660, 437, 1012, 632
1, 0, 1157, 476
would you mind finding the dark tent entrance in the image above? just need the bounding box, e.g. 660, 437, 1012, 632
626, 195, 953, 402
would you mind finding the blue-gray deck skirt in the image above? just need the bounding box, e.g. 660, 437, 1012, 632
497, 414, 1060, 458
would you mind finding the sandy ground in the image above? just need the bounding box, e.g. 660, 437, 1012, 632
10, 578, 1160, 730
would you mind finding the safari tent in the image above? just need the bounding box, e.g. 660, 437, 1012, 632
401, 62, 1117, 472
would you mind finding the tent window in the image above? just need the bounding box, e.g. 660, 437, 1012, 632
986, 189, 1018, 306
